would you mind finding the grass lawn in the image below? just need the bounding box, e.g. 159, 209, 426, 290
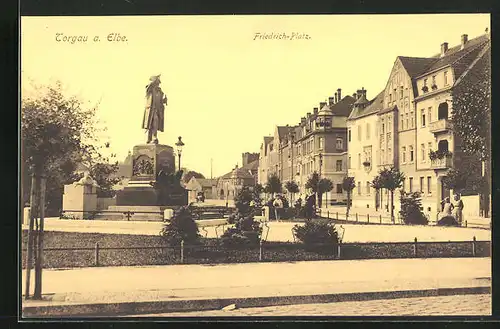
21, 230, 490, 269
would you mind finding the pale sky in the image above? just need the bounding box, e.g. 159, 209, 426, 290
21, 14, 490, 178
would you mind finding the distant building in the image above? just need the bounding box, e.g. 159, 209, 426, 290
185, 177, 217, 202
259, 89, 356, 205
215, 153, 259, 200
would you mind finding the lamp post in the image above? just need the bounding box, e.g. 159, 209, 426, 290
175, 136, 184, 172
319, 153, 323, 177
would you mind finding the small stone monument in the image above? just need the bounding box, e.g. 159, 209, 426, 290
62, 172, 98, 219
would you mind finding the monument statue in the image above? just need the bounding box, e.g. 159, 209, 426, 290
142, 74, 168, 144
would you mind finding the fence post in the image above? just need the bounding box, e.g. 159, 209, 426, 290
259, 239, 263, 261
465, 220, 468, 228
413, 237, 418, 258
180, 240, 184, 263
337, 243, 341, 260
94, 242, 100, 267
336, 212, 338, 220
356, 213, 358, 222
327, 211, 330, 219
472, 236, 476, 257
380, 214, 382, 224
367, 214, 370, 223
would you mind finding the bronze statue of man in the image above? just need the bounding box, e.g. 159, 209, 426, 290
142, 74, 167, 144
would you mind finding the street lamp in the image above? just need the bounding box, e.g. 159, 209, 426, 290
175, 136, 184, 172
319, 153, 323, 177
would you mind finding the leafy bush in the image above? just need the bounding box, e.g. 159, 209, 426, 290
160, 206, 201, 246
399, 191, 428, 225
292, 220, 339, 252
437, 215, 460, 227
222, 187, 262, 247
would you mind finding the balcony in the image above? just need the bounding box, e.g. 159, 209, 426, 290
429, 119, 452, 134
430, 157, 453, 170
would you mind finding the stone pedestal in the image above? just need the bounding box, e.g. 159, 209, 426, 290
116, 143, 188, 207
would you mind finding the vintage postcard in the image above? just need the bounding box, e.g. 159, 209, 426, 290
20, 14, 491, 319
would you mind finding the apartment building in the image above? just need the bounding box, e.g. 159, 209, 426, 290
259, 89, 355, 204
347, 32, 490, 216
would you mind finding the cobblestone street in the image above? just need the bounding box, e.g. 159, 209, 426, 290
144, 294, 491, 317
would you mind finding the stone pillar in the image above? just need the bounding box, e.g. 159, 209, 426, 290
62, 173, 98, 219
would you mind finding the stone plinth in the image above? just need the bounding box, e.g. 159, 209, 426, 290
62, 174, 98, 219
115, 143, 188, 207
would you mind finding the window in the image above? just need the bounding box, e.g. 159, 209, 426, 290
428, 107, 432, 123
444, 71, 448, 85
388, 148, 392, 161
366, 123, 371, 139
432, 75, 436, 86
410, 111, 414, 128
410, 146, 414, 162
400, 114, 404, 129
409, 177, 413, 193
366, 182, 370, 195
388, 116, 392, 132
421, 144, 426, 162
424, 78, 428, 87
336, 138, 343, 150
427, 176, 431, 194
421, 109, 426, 127
405, 113, 409, 129
358, 125, 362, 141
357, 182, 361, 195
348, 129, 351, 142
336, 160, 342, 172
402, 146, 406, 163
381, 149, 385, 164
336, 184, 343, 194
319, 137, 324, 150
358, 153, 361, 168
348, 156, 351, 169
400, 86, 404, 99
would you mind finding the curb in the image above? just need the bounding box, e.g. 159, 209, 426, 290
22, 286, 491, 317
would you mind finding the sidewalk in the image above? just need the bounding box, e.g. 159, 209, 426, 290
22, 257, 491, 317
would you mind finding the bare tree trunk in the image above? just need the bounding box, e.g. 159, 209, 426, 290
390, 190, 395, 223
346, 192, 351, 218
33, 176, 46, 299
24, 174, 37, 300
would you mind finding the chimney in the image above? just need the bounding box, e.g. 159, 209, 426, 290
319, 102, 327, 109
361, 87, 367, 98
356, 89, 362, 100
440, 42, 448, 57
301, 117, 306, 124
307, 112, 311, 120
313, 107, 318, 115
328, 96, 335, 106
352, 93, 357, 98
337, 88, 342, 100
334, 92, 338, 104
461, 34, 468, 49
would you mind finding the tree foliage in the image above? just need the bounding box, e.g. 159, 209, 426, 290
265, 173, 282, 196
399, 191, 428, 225
451, 46, 491, 161
305, 172, 320, 193
182, 170, 206, 184
285, 181, 299, 194
160, 205, 201, 246
342, 176, 356, 216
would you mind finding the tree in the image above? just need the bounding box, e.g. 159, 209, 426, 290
450, 43, 491, 216
252, 183, 264, 208
318, 178, 333, 208
265, 173, 282, 197
284, 181, 299, 204
182, 170, 206, 184
22, 81, 103, 299
88, 161, 123, 198
378, 167, 405, 223
160, 205, 201, 246
305, 172, 320, 193
371, 175, 383, 211
341, 177, 355, 218
399, 191, 428, 225
442, 168, 468, 195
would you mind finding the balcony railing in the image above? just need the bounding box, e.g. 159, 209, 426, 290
429, 119, 452, 134
430, 157, 453, 170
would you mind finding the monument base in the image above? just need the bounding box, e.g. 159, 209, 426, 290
93, 205, 182, 221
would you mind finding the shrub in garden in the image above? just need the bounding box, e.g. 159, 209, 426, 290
160, 205, 201, 246
437, 215, 460, 226
399, 191, 428, 225
222, 186, 262, 247
292, 220, 339, 252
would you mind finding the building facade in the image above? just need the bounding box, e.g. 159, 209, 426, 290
216, 153, 259, 200
347, 32, 490, 217
259, 89, 355, 205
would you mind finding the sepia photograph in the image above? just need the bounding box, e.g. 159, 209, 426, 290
20, 14, 491, 318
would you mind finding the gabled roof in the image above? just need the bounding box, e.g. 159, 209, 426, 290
398, 56, 438, 78
330, 95, 356, 117
454, 42, 490, 86
423, 34, 490, 77
277, 126, 291, 141
348, 91, 384, 120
